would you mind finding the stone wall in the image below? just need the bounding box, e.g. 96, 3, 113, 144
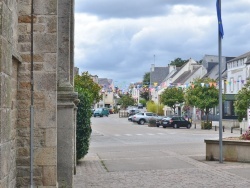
0, 1, 19, 187
17, 0, 58, 187
0, 0, 76, 187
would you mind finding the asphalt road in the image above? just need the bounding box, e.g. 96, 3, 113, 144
74, 113, 250, 188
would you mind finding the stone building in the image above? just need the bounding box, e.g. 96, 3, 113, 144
0, 0, 77, 187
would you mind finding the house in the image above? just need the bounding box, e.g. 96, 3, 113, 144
150, 64, 176, 103
96, 78, 115, 109
224, 51, 250, 119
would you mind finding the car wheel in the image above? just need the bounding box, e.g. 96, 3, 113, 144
100, 115, 103, 117
187, 124, 191, 129
173, 124, 178, 129
139, 119, 145, 125
163, 126, 166, 128
94, 115, 96, 117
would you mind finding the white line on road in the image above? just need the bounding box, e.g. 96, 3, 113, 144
124, 134, 132, 136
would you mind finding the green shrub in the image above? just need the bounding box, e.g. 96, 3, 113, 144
76, 92, 92, 160
201, 121, 212, 129
146, 101, 164, 115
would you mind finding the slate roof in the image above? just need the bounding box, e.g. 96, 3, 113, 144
227, 51, 250, 64
151, 67, 169, 86
98, 78, 113, 91
172, 70, 191, 84
172, 66, 201, 84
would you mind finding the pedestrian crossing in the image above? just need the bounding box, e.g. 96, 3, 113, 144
113, 132, 177, 137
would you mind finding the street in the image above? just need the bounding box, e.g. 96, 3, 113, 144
74, 114, 250, 188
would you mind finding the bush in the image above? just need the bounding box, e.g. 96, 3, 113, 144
201, 121, 212, 129
76, 92, 92, 160
146, 101, 164, 115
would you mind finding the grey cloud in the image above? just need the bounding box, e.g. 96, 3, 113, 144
75, 0, 213, 18
75, 0, 250, 83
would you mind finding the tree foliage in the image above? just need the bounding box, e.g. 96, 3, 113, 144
74, 72, 102, 160
146, 101, 164, 115
143, 72, 150, 84
170, 58, 188, 67
74, 72, 102, 103
185, 78, 219, 122
76, 91, 92, 160
160, 87, 184, 113
234, 80, 250, 122
140, 89, 149, 101
118, 94, 135, 109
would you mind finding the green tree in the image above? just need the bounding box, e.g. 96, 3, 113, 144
74, 72, 102, 160
118, 94, 135, 109
74, 72, 102, 103
160, 87, 184, 113
140, 72, 150, 100
143, 72, 150, 85
170, 58, 188, 67
140, 88, 149, 101
234, 80, 250, 122
185, 78, 219, 123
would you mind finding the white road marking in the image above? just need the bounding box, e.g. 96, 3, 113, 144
125, 134, 132, 136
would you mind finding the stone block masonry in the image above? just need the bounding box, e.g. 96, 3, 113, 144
1, 0, 77, 187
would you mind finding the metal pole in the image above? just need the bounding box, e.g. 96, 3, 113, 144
218, 0, 223, 163
30, 0, 34, 186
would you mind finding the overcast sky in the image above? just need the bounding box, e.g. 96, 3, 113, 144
74, 0, 250, 88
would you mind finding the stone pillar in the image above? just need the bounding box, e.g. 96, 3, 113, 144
57, 0, 77, 187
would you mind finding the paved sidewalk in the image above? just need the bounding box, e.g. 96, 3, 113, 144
74, 117, 250, 188
74, 150, 250, 188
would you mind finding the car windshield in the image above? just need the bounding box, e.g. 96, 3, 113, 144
95, 108, 102, 112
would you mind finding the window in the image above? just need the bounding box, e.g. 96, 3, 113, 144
238, 76, 242, 91
223, 101, 236, 117
230, 78, 234, 92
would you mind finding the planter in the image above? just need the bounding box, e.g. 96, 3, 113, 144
201, 121, 212, 129
148, 118, 157, 127
204, 138, 250, 162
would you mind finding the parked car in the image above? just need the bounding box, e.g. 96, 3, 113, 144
155, 116, 166, 126
128, 115, 133, 121
138, 103, 143, 109
93, 108, 109, 117
127, 109, 140, 116
158, 116, 192, 129
132, 112, 158, 125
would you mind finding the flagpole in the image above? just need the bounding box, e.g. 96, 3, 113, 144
218, 0, 223, 163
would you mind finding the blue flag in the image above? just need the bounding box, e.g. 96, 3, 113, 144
216, 0, 224, 38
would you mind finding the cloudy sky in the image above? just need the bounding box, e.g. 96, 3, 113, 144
74, 0, 250, 88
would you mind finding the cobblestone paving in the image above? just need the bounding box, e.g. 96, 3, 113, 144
74, 152, 250, 188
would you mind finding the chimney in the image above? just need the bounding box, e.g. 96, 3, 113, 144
151, 64, 155, 72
